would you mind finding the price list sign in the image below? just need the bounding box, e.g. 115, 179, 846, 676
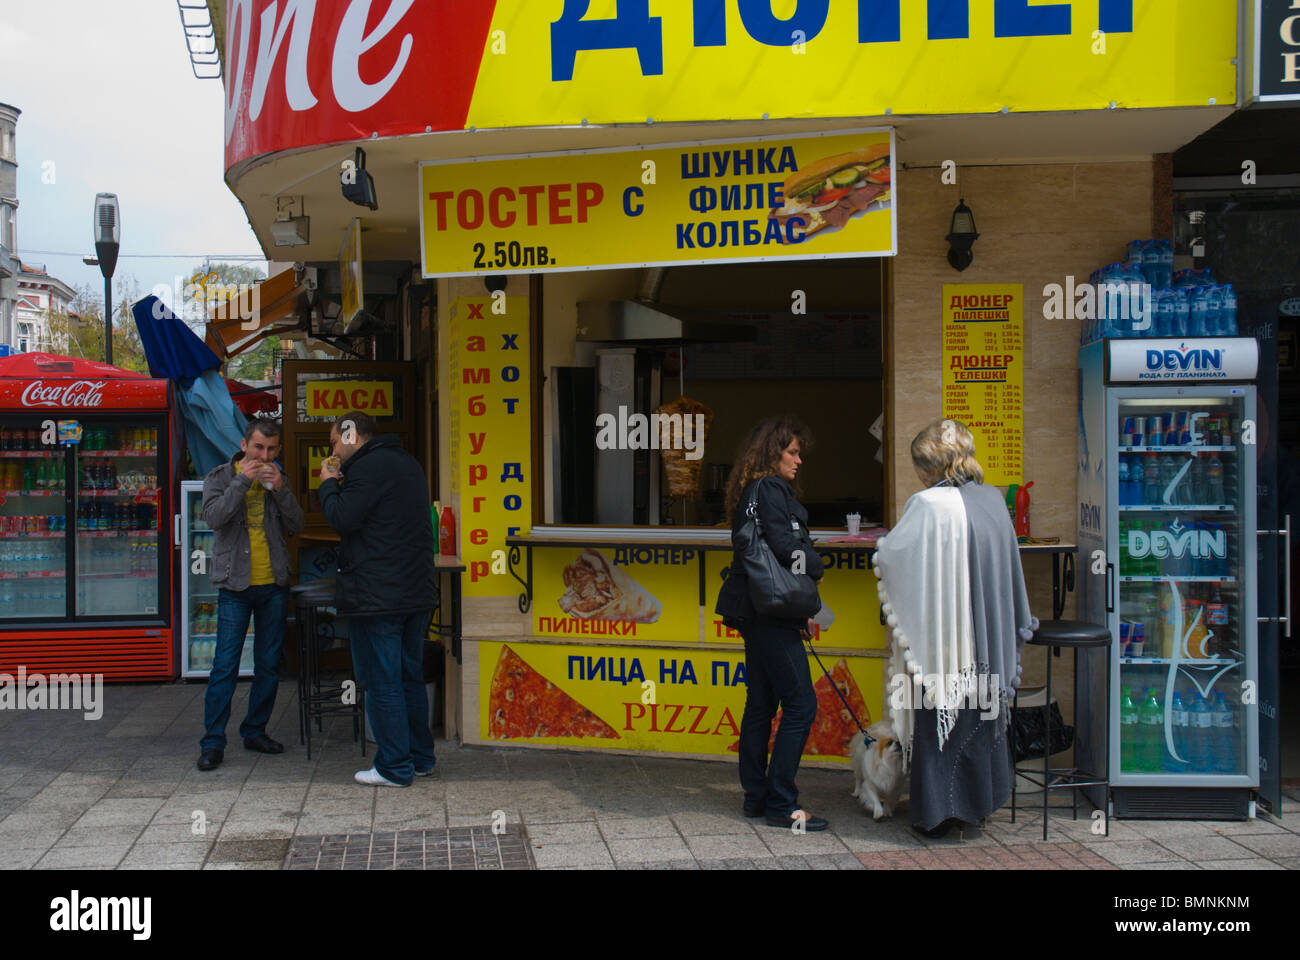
941, 284, 1024, 485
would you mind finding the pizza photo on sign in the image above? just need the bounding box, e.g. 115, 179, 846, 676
728, 658, 870, 758
488, 645, 620, 740
769, 145, 891, 244
558, 548, 662, 623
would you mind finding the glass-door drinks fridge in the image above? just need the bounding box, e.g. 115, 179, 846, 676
179, 480, 254, 678
1077, 338, 1260, 819
0, 360, 174, 680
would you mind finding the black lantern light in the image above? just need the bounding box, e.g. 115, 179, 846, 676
946, 198, 979, 272
92, 193, 120, 364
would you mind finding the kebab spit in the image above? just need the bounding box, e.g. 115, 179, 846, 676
653, 395, 714, 498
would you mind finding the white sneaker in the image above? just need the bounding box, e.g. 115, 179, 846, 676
354, 767, 408, 787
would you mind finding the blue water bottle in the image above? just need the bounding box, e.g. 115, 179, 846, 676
1142, 239, 1161, 288
1221, 283, 1238, 335
1204, 284, 1223, 336
1155, 288, 1173, 338
1167, 692, 1189, 771
1189, 694, 1213, 772
1159, 239, 1174, 288
1171, 287, 1190, 337
1188, 287, 1209, 338
1212, 692, 1235, 773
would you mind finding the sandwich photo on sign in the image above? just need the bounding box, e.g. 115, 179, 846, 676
769, 144, 892, 243
558, 549, 663, 623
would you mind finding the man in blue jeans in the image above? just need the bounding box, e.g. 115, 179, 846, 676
197, 418, 304, 771
319, 410, 437, 787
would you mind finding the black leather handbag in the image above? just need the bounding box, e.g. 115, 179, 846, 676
737, 495, 821, 620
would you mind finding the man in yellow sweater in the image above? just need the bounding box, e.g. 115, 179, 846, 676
197, 418, 305, 771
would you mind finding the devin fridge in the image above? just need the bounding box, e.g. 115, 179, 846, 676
1076, 337, 1260, 819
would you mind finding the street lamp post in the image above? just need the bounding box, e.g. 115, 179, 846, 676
92, 193, 120, 365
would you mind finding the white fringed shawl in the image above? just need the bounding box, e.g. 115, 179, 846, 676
873, 487, 977, 762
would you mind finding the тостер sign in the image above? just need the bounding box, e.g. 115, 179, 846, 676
420, 129, 895, 276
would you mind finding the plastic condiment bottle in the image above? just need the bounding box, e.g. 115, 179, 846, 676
438, 505, 456, 556
1005, 484, 1018, 525
1014, 481, 1034, 538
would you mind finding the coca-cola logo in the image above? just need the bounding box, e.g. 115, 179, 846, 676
20, 380, 107, 408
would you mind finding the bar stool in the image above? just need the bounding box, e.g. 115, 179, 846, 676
290, 578, 364, 760
1010, 619, 1111, 840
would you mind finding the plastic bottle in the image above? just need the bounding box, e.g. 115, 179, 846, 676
1212, 692, 1235, 773
1127, 239, 1146, 273
1188, 286, 1209, 338
1159, 239, 1174, 288
438, 506, 457, 556
1118, 456, 1131, 505
1189, 694, 1213, 772
1142, 239, 1162, 288
1014, 481, 1033, 537
1005, 484, 1018, 525
1205, 455, 1224, 504
1139, 690, 1162, 771
1123, 261, 1149, 336
1204, 284, 1223, 336
1120, 687, 1138, 771
1171, 287, 1190, 337
1167, 692, 1189, 771
1144, 453, 1162, 506
1154, 288, 1173, 338
1221, 283, 1238, 335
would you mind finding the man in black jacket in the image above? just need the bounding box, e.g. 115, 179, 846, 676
319, 411, 437, 787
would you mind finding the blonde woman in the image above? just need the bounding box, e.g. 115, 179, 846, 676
873, 419, 1038, 838
715, 416, 828, 831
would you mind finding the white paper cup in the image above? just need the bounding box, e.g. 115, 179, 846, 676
846, 513, 861, 535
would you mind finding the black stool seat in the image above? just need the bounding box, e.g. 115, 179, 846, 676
1029, 619, 1110, 648
291, 578, 336, 605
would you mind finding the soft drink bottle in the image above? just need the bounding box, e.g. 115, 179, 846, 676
1205, 455, 1224, 504
1118, 456, 1131, 505
1138, 690, 1162, 771
1189, 694, 1213, 772
1167, 692, 1189, 770
1144, 453, 1161, 505
1120, 688, 1138, 771
1212, 692, 1235, 773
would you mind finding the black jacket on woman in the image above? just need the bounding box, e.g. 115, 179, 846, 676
318, 434, 437, 616
715, 475, 824, 630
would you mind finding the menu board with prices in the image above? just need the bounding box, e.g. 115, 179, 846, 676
940, 284, 1024, 486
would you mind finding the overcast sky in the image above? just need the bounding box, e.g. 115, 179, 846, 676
2, 0, 266, 311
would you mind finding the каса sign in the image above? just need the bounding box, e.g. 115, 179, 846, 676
223, 0, 1236, 173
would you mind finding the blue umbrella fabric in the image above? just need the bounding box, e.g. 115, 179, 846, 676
131, 295, 221, 380
131, 295, 247, 475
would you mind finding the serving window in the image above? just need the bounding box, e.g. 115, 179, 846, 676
543, 259, 887, 530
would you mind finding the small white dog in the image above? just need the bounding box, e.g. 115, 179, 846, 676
850, 721, 906, 820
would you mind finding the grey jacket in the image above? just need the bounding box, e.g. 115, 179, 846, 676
201, 453, 305, 591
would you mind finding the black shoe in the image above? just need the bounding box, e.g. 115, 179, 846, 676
197, 749, 223, 771
765, 810, 829, 831
912, 819, 958, 839
243, 734, 284, 754
743, 805, 765, 818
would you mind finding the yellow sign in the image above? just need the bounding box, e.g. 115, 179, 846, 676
420, 129, 895, 277
304, 380, 395, 418
448, 297, 531, 596
479, 640, 883, 762
533, 546, 698, 644
704, 547, 887, 650
306, 443, 331, 491
467, 2, 1235, 125
339, 218, 362, 328
941, 284, 1025, 486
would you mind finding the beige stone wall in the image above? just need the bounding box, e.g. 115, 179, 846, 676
888, 160, 1154, 720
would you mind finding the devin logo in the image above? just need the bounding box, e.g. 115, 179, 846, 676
1145, 345, 1223, 372
20, 380, 106, 408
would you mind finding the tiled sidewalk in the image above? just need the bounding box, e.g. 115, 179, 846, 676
0, 679, 1297, 870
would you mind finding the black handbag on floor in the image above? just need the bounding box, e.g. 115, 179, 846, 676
737, 495, 821, 620
1010, 701, 1075, 762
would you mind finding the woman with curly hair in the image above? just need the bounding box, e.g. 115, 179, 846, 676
715, 416, 828, 831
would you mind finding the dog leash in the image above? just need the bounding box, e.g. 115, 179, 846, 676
803, 635, 875, 746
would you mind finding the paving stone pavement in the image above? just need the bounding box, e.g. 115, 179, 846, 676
0, 679, 1297, 870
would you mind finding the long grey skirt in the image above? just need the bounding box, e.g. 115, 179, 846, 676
909, 705, 1013, 831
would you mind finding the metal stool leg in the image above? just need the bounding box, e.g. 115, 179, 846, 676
1010, 689, 1018, 823
1042, 647, 1051, 842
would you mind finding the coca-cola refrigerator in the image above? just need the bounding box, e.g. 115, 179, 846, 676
0, 354, 177, 680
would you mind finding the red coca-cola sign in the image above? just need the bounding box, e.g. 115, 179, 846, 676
21, 380, 106, 408
223, 1, 497, 173
0, 377, 168, 410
